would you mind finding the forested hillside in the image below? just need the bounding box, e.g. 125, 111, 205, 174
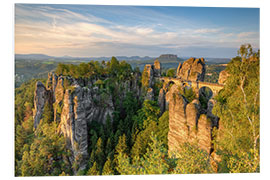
15, 45, 260, 176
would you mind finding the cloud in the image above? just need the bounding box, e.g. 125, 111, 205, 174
15, 4, 260, 57
237, 32, 258, 38
193, 28, 222, 34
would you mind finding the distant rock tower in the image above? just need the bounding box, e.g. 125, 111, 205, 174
153, 59, 161, 77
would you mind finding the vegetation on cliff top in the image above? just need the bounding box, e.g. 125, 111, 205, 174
15, 45, 260, 176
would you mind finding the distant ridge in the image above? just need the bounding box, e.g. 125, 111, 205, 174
15, 53, 231, 64
15, 54, 155, 62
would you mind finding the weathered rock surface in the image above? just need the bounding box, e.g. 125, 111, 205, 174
158, 88, 166, 115
166, 84, 219, 155
167, 85, 188, 153
196, 114, 212, 153
153, 59, 161, 77
218, 70, 229, 84
145, 88, 154, 101
186, 99, 200, 141
33, 71, 141, 172
33, 81, 50, 129
176, 57, 206, 81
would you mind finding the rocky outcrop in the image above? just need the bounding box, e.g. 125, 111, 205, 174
142, 60, 162, 100
145, 88, 154, 101
218, 70, 229, 84
153, 59, 161, 77
186, 99, 200, 141
158, 88, 166, 115
33, 81, 50, 129
166, 84, 219, 155
167, 85, 188, 153
143, 64, 154, 88
33, 71, 141, 172
59, 84, 115, 171
176, 57, 206, 81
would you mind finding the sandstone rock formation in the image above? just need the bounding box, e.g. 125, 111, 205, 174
143, 64, 154, 88
158, 88, 166, 115
176, 57, 206, 81
153, 59, 161, 77
33, 81, 50, 129
33, 71, 141, 173
145, 88, 154, 101
165, 84, 219, 155
218, 69, 229, 84
167, 85, 188, 153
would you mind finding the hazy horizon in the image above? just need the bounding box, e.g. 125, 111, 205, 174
15, 4, 259, 58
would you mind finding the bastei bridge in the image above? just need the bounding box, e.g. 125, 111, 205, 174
159, 77, 224, 97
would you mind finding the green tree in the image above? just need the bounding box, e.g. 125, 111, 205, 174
166, 68, 176, 77
116, 133, 169, 175
87, 162, 99, 175
173, 143, 214, 174
213, 44, 260, 173
102, 157, 114, 175
155, 111, 169, 147
95, 138, 105, 173
20, 122, 71, 176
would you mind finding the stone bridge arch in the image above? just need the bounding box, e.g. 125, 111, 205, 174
160, 77, 224, 98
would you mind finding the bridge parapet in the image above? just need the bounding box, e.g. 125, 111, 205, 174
159, 77, 224, 97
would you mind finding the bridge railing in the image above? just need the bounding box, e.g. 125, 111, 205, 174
160, 77, 224, 88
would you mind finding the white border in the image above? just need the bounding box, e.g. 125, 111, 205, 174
1, 0, 269, 180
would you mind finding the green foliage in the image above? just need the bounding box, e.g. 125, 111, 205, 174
21, 121, 71, 176
141, 100, 160, 128
102, 158, 114, 175
116, 133, 169, 175
155, 111, 169, 147
95, 138, 105, 173
15, 60, 57, 87
166, 68, 176, 77
180, 87, 196, 103
198, 87, 212, 109
87, 162, 99, 176
213, 44, 260, 173
173, 143, 214, 174
115, 134, 128, 156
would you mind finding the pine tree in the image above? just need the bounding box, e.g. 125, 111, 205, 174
87, 162, 99, 175
95, 138, 105, 173
102, 157, 114, 175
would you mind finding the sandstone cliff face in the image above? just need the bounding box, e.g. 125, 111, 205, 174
153, 59, 161, 77
143, 64, 154, 88
165, 84, 219, 155
176, 57, 206, 81
33, 72, 141, 172
158, 88, 166, 115
33, 81, 50, 129
218, 69, 229, 84
167, 85, 188, 153
145, 88, 154, 101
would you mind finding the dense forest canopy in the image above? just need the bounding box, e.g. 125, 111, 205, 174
15, 45, 260, 176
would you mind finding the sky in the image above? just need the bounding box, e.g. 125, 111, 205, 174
15, 4, 260, 58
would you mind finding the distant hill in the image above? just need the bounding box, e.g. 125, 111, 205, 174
15, 54, 155, 62
15, 53, 230, 64
15, 54, 54, 60
157, 54, 182, 63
